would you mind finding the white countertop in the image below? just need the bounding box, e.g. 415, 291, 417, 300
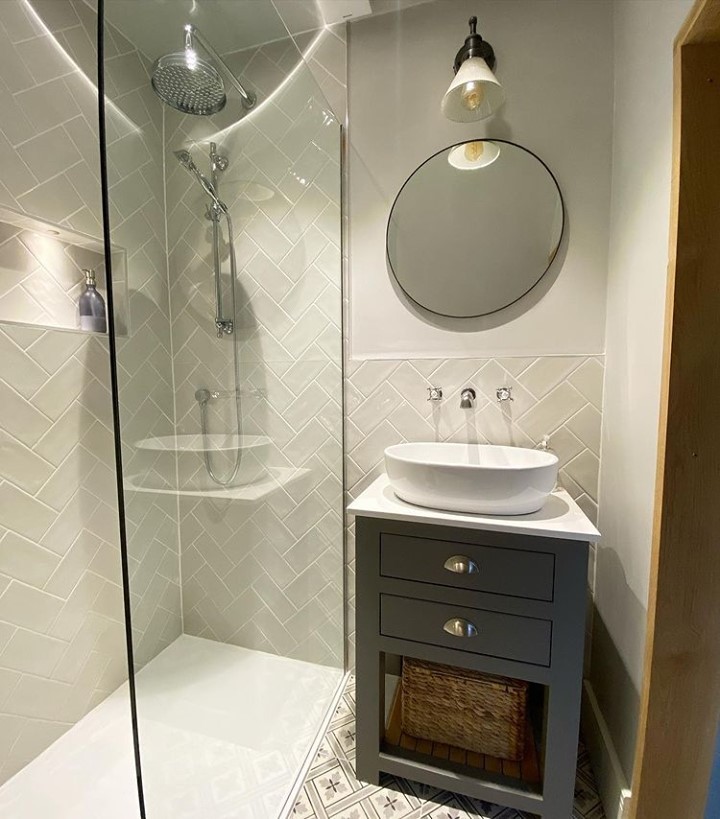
347, 474, 601, 542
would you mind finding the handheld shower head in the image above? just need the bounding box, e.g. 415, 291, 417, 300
174, 149, 228, 213
174, 149, 195, 171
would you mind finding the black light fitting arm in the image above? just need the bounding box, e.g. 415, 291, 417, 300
452, 15, 496, 73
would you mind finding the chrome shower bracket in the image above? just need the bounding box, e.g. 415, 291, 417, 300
215, 317, 234, 337
184, 24, 256, 109
210, 142, 229, 175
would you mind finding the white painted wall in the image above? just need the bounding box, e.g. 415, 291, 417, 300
347, 0, 613, 359
591, 0, 693, 791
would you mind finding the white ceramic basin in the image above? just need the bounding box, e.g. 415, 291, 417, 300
384, 442, 560, 515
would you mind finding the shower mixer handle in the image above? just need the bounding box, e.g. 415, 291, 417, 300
216, 318, 234, 337
195, 388, 220, 405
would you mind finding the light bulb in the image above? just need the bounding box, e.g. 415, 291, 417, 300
464, 141, 484, 161
461, 81, 485, 111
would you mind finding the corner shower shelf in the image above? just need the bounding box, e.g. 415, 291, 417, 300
131, 433, 274, 493
133, 434, 271, 453
124, 466, 312, 501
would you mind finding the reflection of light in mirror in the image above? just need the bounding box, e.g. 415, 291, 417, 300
448, 140, 500, 170
21, 0, 141, 134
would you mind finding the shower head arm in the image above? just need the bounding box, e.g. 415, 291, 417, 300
184, 24, 256, 110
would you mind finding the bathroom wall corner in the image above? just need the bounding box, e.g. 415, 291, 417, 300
581, 680, 633, 819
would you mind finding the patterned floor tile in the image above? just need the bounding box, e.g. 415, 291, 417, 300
295, 678, 605, 819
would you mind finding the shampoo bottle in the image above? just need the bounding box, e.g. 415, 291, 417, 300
79, 268, 107, 333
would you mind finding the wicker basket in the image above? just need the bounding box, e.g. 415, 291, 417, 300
401, 658, 528, 761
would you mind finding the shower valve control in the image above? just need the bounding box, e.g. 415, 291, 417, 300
427, 386, 443, 402
496, 386, 514, 402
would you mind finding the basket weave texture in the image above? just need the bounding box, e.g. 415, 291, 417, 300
401, 658, 528, 761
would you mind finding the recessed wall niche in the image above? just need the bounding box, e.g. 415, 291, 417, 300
0, 207, 127, 335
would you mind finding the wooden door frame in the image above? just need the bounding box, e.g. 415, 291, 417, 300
629, 1, 720, 817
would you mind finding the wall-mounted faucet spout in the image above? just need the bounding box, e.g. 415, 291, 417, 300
460, 387, 476, 408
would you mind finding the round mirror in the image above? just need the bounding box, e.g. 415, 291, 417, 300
386, 140, 564, 318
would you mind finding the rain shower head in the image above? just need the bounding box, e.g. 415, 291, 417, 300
151, 25, 256, 117
152, 52, 226, 116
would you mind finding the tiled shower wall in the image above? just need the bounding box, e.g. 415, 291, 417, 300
103, 14, 183, 669
0, 0, 123, 783
160, 30, 346, 667
0, 0, 180, 783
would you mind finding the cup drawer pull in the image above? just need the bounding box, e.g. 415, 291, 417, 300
443, 617, 478, 638
443, 555, 479, 574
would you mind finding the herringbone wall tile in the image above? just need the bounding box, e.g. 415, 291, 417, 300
0, 0, 105, 236
0, 0, 181, 782
161, 40, 345, 668
343, 356, 605, 665
102, 9, 183, 671
0, 324, 126, 784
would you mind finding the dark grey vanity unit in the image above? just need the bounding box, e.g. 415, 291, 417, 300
350, 476, 600, 819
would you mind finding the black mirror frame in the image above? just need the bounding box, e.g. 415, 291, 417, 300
386, 138, 566, 319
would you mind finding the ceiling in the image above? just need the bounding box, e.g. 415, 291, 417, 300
104, 0, 289, 59
104, 0, 437, 60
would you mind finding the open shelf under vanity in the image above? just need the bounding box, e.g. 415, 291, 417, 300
383, 672, 543, 793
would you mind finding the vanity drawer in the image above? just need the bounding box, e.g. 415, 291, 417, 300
380, 594, 552, 667
380, 533, 555, 601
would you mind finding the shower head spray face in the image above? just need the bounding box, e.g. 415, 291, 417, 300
151, 51, 227, 116
151, 24, 255, 116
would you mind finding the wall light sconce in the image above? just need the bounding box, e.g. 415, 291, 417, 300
441, 16, 504, 122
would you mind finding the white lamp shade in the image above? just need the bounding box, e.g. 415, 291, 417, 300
448, 140, 501, 170
441, 57, 505, 122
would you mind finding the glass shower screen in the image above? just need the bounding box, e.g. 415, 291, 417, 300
99, 1, 345, 816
